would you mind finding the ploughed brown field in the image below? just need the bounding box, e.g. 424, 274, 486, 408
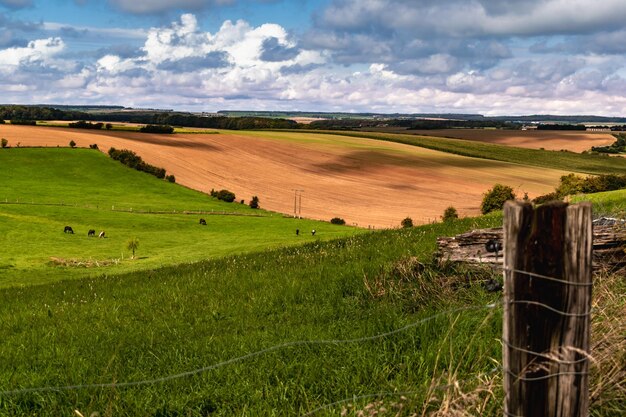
404, 129, 615, 152
1, 125, 570, 227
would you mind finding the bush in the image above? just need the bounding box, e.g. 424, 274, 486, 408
166, 175, 176, 183
481, 184, 516, 214
442, 206, 458, 222
139, 124, 174, 134
249, 196, 260, 209
1, 138, 7, 148
401, 217, 413, 228
0, 119, 4, 124
330, 217, 345, 225
89, 143, 99, 150
216, 189, 236, 203
105, 123, 113, 130
69, 140, 76, 148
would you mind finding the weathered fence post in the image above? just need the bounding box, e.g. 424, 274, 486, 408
503, 201, 592, 417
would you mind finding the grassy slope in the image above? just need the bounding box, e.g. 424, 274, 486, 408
0, 215, 504, 417
304, 130, 626, 175
571, 189, 626, 216
0, 147, 254, 212
0, 149, 359, 287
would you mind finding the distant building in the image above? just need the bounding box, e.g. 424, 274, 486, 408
521, 125, 538, 130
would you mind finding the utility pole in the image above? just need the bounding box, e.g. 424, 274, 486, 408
292, 189, 304, 218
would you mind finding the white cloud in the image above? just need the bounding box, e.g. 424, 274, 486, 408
0, 37, 64, 68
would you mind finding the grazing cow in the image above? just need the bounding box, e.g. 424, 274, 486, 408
88, 229, 96, 237
64, 226, 74, 234
199, 218, 207, 225
98, 231, 105, 238
311, 229, 316, 236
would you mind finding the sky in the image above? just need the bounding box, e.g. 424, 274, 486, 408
1, 0, 626, 115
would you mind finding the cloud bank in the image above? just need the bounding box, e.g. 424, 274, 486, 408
0, 0, 625, 115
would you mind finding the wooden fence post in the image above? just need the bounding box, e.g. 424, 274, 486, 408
503, 201, 592, 417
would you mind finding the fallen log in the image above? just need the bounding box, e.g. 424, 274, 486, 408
436, 225, 625, 272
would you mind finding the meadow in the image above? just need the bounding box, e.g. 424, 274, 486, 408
0, 215, 506, 417
0, 148, 358, 287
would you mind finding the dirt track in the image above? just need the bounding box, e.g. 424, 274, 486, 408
1, 125, 570, 227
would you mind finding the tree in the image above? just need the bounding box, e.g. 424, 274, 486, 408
1, 138, 7, 148
442, 206, 458, 222
105, 123, 113, 130
126, 238, 139, 259
401, 217, 413, 228
166, 174, 176, 183
330, 217, 345, 225
69, 140, 76, 148
481, 184, 516, 214
249, 196, 260, 209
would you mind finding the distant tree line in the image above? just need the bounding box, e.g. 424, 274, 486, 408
9, 119, 37, 125
69, 120, 105, 129
108, 147, 168, 180
139, 124, 174, 134
306, 118, 520, 130
0, 105, 297, 130
536, 124, 586, 131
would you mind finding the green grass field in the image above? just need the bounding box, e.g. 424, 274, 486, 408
306, 130, 626, 175
0, 149, 360, 287
0, 215, 506, 417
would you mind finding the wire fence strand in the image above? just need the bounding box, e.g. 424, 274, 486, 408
0, 304, 498, 397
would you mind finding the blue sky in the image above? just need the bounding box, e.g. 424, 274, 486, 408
1, 0, 626, 115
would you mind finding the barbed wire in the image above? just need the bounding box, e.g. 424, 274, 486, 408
500, 338, 589, 365
0, 304, 498, 396
505, 369, 589, 383
503, 267, 593, 287
507, 300, 591, 317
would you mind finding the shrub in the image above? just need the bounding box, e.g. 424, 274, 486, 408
249, 196, 260, 209
89, 143, 99, 150
139, 124, 174, 134
216, 189, 236, 203
0, 119, 4, 124
401, 217, 413, 228
210, 189, 217, 197
481, 184, 516, 214
69, 140, 76, 148
330, 217, 345, 225
533, 192, 561, 205
105, 123, 113, 130
1, 138, 7, 148
166, 174, 176, 183
442, 206, 458, 222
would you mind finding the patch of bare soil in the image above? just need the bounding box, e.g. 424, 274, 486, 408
405, 129, 616, 152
